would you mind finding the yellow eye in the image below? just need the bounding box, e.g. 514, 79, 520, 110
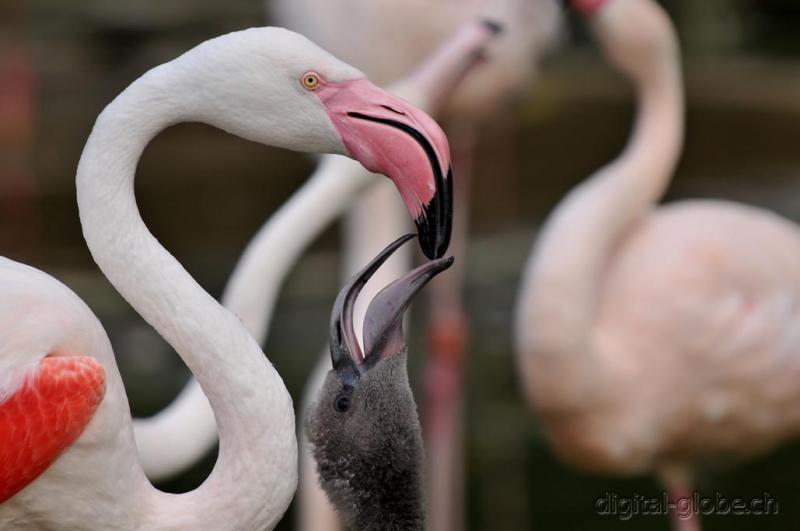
301, 72, 321, 91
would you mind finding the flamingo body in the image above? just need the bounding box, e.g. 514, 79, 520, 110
533, 199, 800, 474
0, 258, 141, 531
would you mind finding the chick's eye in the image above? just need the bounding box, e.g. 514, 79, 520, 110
301, 72, 321, 91
333, 394, 350, 413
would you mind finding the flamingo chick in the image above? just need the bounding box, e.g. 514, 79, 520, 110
308, 235, 454, 531
0, 27, 454, 530
517, 0, 800, 529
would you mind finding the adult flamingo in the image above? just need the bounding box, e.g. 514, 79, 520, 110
133, 21, 496, 482
516, 0, 800, 529
130, 23, 497, 531
0, 27, 455, 529
270, 2, 563, 529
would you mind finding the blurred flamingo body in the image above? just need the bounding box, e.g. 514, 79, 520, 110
270, 2, 563, 529
0, 27, 455, 529
516, 0, 800, 529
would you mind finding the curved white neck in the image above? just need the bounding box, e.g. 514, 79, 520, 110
76, 63, 296, 529
517, 14, 684, 393
133, 154, 376, 481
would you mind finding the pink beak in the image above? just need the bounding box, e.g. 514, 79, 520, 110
317, 79, 452, 259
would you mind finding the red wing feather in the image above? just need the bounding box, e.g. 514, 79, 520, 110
0, 356, 105, 502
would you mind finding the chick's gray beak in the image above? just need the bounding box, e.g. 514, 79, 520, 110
329, 234, 417, 384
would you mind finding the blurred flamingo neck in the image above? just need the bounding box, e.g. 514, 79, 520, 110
398, 21, 498, 114
518, 14, 684, 379
76, 63, 296, 527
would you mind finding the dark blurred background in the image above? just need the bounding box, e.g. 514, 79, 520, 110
2, 0, 800, 529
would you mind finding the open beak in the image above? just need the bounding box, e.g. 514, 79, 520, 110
317, 81, 453, 259
329, 234, 454, 383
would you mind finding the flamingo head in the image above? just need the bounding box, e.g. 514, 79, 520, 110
307, 234, 453, 529
176, 27, 454, 259
568, 0, 679, 84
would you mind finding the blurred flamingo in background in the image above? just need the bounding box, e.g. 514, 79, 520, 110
270, 2, 564, 529
516, 1, 800, 530
132, 23, 497, 530
0, 27, 458, 528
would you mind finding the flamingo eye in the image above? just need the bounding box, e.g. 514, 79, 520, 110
334, 394, 350, 413
301, 72, 321, 91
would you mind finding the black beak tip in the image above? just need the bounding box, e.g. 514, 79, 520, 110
417, 171, 453, 260
415, 220, 450, 260
481, 19, 504, 35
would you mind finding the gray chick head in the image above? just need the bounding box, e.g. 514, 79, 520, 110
307, 234, 454, 531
